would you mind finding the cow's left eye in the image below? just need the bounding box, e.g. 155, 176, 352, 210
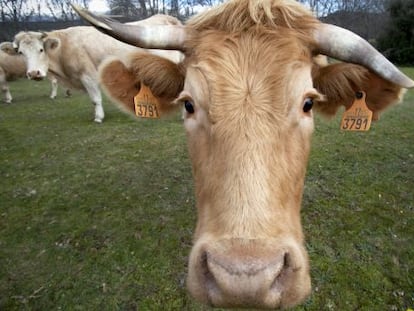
303, 98, 313, 113
184, 100, 195, 114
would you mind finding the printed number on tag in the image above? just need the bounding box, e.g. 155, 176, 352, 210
134, 84, 160, 119
340, 91, 373, 131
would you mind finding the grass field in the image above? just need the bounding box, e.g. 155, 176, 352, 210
0, 73, 413, 310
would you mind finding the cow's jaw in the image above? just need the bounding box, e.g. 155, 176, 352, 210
182, 45, 316, 308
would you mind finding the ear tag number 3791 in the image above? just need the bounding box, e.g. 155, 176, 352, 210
340, 91, 373, 131
134, 84, 160, 119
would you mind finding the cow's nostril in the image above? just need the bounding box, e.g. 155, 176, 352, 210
271, 252, 291, 291
201, 251, 217, 293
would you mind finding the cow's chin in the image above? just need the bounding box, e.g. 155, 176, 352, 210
187, 236, 311, 309
31, 76, 45, 81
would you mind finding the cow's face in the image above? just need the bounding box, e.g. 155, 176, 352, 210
13, 32, 59, 81
179, 31, 319, 308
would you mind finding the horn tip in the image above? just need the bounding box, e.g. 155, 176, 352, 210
71, 3, 112, 31
404, 76, 414, 88
405, 81, 414, 89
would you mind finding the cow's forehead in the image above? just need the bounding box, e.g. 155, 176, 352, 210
16, 33, 43, 47
186, 29, 313, 123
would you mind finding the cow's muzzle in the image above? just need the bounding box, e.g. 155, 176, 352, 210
27, 70, 45, 81
187, 238, 311, 309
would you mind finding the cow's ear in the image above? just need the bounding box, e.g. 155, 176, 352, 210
100, 58, 139, 115
0, 42, 17, 55
44, 38, 60, 51
99, 53, 185, 117
312, 63, 404, 119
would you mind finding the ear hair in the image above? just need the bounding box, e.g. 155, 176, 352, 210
100, 57, 138, 114
99, 54, 185, 117
312, 63, 368, 116
0, 42, 18, 55
128, 52, 185, 100
312, 62, 403, 119
44, 38, 60, 50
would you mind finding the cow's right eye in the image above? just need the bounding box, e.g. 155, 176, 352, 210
302, 97, 313, 113
184, 100, 195, 114
40, 49, 44, 53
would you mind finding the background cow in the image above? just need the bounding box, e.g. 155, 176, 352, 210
73, 0, 413, 309
8, 15, 183, 123
0, 42, 61, 103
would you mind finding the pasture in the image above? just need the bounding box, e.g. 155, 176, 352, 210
0, 74, 413, 310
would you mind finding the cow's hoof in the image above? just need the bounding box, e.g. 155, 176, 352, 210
94, 118, 103, 123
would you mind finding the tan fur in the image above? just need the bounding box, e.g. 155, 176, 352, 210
99, 54, 184, 115
0, 42, 26, 81
100, 58, 139, 114
187, 0, 318, 34
0, 42, 28, 103
129, 53, 185, 100
313, 63, 403, 117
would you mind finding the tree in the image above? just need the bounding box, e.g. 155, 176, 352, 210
299, 0, 389, 17
46, 0, 90, 21
108, 0, 142, 18
0, 0, 34, 22
377, 0, 414, 64
107, 0, 224, 20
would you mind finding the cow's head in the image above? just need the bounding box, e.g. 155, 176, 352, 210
12, 31, 59, 81
74, 0, 413, 309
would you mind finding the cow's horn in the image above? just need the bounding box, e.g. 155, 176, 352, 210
71, 4, 186, 51
315, 23, 414, 88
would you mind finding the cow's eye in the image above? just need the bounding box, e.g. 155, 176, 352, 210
184, 100, 195, 114
40, 48, 44, 53
18, 50, 22, 55
303, 97, 313, 113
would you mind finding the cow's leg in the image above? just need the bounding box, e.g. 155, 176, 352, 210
81, 74, 104, 123
0, 70, 12, 104
1, 83, 12, 104
49, 76, 58, 99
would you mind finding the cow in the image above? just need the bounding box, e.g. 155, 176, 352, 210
73, 0, 414, 309
0, 42, 62, 103
9, 15, 183, 123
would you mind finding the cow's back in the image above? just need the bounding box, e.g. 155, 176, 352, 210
48, 26, 181, 88
0, 50, 26, 80
50, 26, 138, 73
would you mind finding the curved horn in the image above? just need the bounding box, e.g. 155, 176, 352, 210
71, 4, 186, 51
315, 23, 414, 89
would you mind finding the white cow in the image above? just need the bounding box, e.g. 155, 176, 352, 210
9, 15, 183, 122
0, 42, 62, 103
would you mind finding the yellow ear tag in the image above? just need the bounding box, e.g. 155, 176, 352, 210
340, 91, 372, 131
134, 84, 160, 119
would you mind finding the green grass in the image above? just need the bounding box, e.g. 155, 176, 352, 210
0, 75, 413, 310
